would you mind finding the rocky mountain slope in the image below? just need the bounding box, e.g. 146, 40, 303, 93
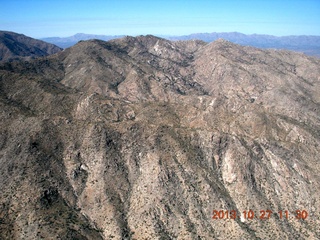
0, 31, 62, 62
0, 35, 320, 239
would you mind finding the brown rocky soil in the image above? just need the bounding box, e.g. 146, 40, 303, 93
0, 35, 320, 239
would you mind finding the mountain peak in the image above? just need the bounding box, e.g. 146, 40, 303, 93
214, 38, 232, 43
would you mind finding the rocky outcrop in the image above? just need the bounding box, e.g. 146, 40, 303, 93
0, 35, 319, 239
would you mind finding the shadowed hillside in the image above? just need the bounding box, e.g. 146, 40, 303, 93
0, 31, 62, 62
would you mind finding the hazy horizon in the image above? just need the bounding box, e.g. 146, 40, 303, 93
39, 31, 320, 39
1, 0, 319, 38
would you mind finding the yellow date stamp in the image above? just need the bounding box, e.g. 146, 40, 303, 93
212, 209, 308, 220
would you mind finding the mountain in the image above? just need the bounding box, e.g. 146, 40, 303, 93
168, 32, 320, 57
42, 33, 125, 49
0, 31, 62, 62
0, 35, 320, 239
42, 32, 320, 58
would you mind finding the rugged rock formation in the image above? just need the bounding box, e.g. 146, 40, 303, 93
0, 35, 320, 239
0, 31, 62, 62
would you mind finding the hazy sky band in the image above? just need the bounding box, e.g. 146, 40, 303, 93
1, 0, 319, 38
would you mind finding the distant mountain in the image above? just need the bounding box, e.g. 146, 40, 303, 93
42, 33, 125, 48
0, 31, 62, 62
42, 32, 320, 57
168, 32, 320, 57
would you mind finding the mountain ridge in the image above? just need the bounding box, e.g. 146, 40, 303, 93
0, 31, 62, 62
41, 32, 320, 57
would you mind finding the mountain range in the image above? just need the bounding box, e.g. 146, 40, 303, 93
0, 32, 320, 239
41, 32, 320, 57
42, 33, 124, 49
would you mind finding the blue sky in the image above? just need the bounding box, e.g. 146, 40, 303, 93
1, 0, 319, 38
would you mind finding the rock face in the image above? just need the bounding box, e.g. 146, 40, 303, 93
0, 35, 320, 239
0, 31, 62, 62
